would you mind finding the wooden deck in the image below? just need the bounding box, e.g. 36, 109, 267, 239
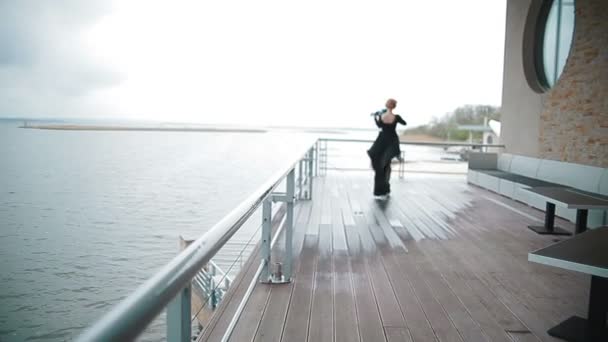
199, 171, 588, 342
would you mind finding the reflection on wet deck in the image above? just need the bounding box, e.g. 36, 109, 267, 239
200, 172, 587, 342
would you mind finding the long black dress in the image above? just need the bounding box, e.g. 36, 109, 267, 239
367, 114, 406, 196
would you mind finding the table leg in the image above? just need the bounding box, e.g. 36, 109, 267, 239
528, 202, 571, 235
575, 209, 588, 234
547, 276, 608, 341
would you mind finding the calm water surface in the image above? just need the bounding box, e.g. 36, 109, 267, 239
0, 123, 316, 341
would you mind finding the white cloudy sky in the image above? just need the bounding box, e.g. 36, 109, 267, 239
0, 0, 506, 128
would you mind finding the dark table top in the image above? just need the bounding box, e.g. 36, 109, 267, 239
529, 227, 608, 278
523, 187, 608, 209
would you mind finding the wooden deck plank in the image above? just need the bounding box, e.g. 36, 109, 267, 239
368, 201, 407, 250
352, 174, 524, 340
381, 249, 438, 342
281, 234, 318, 341
331, 196, 349, 253
465, 277, 533, 332
365, 249, 408, 328
394, 248, 464, 342
341, 188, 386, 342
413, 244, 489, 342
228, 280, 271, 341
202, 172, 588, 342
424, 221, 536, 334
346, 178, 426, 341
418, 239, 518, 342
469, 200, 588, 308
320, 180, 332, 225
446, 206, 586, 326
354, 223, 409, 328
442, 272, 521, 342
292, 201, 313, 261
308, 223, 334, 342
385, 327, 413, 342
457, 217, 573, 338
350, 251, 387, 342
508, 331, 544, 342
306, 177, 324, 236
425, 215, 560, 342
391, 204, 425, 242
333, 254, 360, 342
253, 284, 292, 342
380, 193, 464, 342
474, 272, 563, 342
331, 184, 361, 342
340, 180, 357, 227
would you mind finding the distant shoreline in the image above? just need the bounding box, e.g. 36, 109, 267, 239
17, 124, 362, 135
20, 124, 268, 133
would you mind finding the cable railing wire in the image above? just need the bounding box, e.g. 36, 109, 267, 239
190, 220, 263, 324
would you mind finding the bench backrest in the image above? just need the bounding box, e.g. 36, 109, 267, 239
536, 159, 604, 193
509, 155, 541, 178
497, 153, 513, 172
468, 152, 498, 170
469, 152, 608, 196
600, 170, 608, 196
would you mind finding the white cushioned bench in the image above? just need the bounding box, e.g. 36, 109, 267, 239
468, 152, 608, 228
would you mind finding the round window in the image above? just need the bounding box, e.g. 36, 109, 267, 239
537, 0, 575, 89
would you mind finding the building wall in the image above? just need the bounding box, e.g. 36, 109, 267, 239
538, 0, 608, 167
501, 0, 543, 158
501, 0, 608, 167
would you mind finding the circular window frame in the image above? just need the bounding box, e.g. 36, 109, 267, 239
523, 0, 571, 93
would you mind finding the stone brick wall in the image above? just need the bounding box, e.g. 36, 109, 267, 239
539, 0, 608, 167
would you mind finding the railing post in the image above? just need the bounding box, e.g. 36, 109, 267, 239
298, 159, 303, 200
302, 156, 308, 199
260, 197, 272, 282
314, 141, 319, 176
318, 141, 322, 176
206, 271, 213, 307
210, 277, 217, 309
166, 285, 191, 342
224, 277, 230, 290
319, 139, 327, 176
284, 168, 295, 281
308, 148, 314, 200
399, 150, 405, 179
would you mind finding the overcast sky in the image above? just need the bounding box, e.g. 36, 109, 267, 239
0, 0, 506, 128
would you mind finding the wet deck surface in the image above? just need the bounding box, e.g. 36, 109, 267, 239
199, 172, 588, 342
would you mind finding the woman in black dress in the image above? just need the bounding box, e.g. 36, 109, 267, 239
367, 98, 406, 198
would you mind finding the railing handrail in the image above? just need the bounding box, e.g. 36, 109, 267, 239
76, 139, 318, 342
319, 137, 505, 148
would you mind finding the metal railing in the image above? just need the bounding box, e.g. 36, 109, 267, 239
192, 260, 232, 310
317, 137, 505, 174
76, 140, 318, 342
194, 143, 316, 315
319, 137, 506, 149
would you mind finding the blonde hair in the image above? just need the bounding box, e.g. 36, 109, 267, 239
385, 98, 397, 110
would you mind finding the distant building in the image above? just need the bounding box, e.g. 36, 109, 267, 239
457, 118, 500, 147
